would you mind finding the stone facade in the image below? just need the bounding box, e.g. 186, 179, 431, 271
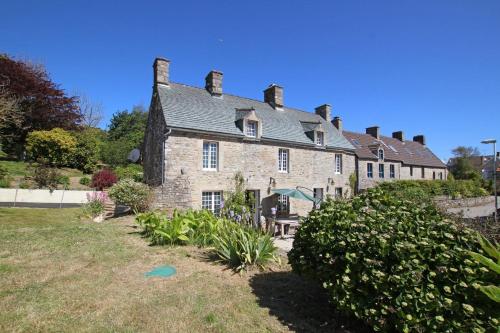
148, 131, 355, 217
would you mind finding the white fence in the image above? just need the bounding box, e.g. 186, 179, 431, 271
0, 188, 98, 207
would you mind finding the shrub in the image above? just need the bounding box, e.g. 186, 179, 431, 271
25, 128, 77, 166
71, 128, 104, 173
0, 177, 9, 188
81, 192, 107, 218
79, 176, 91, 186
31, 163, 61, 191
135, 210, 279, 271
57, 175, 70, 189
91, 169, 117, 190
0, 164, 7, 179
289, 188, 498, 332
100, 138, 135, 167
114, 164, 143, 182
108, 179, 151, 212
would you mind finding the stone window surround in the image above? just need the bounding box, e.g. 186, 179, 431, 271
378, 148, 384, 160
245, 120, 257, 137
315, 131, 324, 146
335, 153, 343, 174
379, 163, 385, 178
367, 162, 374, 178
202, 141, 218, 171
278, 148, 289, 173
202, 191, 222, 215
390, 164, 395, 178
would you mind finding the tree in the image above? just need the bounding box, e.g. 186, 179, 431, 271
449, 145, 481, 180
71, 128, 105, 173
76, 92, 104, 128
0, 88, 23, 146
0, 54, 81, 154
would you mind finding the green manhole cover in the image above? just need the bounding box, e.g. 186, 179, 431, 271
145, 265, 176, 278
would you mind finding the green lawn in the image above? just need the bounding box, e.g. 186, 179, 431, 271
0, 160, 86, 177
0, 208, 364, 332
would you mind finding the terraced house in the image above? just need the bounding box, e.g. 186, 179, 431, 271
143, 57, 356, 218
334, 122, 448, 191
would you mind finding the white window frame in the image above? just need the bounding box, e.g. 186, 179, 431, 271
278, 148, 289, 173
335, 154, 343, 174
246, 121, 257, 138
390, 164, 395, 178
378, 148, 384, 160
202, 141, 218, 171
379, 164, 385, 178
315, 131, 324, 146
202, 191, 222, 215
367, 163, 373, 178
277, 194, 289, 214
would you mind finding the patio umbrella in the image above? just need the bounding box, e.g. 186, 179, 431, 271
272, 188, 320, 204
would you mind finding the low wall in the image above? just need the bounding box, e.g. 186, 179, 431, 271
0, 188, 98, 207
434, 196, 495, 209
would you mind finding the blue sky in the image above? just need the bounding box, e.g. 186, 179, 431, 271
1, 0, 499, 160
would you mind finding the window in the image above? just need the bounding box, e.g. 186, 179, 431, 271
278, 149, 289, 172
390, 164, 395, 178
202, 191, 222, 215
421, 167, 425, 179
313, 188, 324, 201
277, 194, 289, 214
410, 166, 413, 177
379, 164, 385, 178
246, 121, 257, 137
378, 149, 384, 160
316, 131, 324, 146
439, 172, 443, 180
433, 171, 436, 180
202, 142, 218, 170
335, 154, 343, 174
335, 187, 343, 198
367, 163, 373, 178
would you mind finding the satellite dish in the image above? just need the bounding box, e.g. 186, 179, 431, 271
127, 148, 141, 163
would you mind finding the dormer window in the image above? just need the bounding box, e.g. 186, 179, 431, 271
315, 131, 324, 146
246, 121, 257, 137
378, 148, 384, 160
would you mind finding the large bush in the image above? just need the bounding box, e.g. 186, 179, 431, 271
289, 188, 498, 332
108, 179, 151, 212
71, 128, 104, 173
25, 128, 77, 166
114, 164, 143, 182
91, 169, 117, 190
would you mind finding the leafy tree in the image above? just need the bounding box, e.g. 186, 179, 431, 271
71, 128, 105, 173
25, 128, 77, 167
452, 146, 480, 158
0, 88, 22, 145
449, 146, 482, 180
0, 54, 81, 154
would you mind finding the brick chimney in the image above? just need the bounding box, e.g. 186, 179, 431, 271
366, 126, 380, 139
205, 70, 223, 96
392, 131, 404, 142
264, 84, 284, 110
413, 135, 426, 145
332, 116, 342, 133
153, 57, 170, 86
315, 104, 331, 122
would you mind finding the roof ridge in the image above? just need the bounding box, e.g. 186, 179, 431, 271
170, 81, 322, 118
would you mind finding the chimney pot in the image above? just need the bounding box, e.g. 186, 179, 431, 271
205, 70, 223, 96
413, 135, 426, 145
366, 126, 380, 139
315, 104, 331, 122
392, 131, 404, 141
264, 84, 284, 109
153, 57, 170, 86
332, 116, 342, 133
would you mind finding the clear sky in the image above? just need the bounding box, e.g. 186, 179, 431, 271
1, 0, 499, 160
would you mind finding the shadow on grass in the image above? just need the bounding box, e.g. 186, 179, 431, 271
249, 271, 371, 333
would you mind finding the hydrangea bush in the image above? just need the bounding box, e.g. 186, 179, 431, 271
289, 188, 498, 332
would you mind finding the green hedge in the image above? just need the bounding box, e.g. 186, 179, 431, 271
378, 180, 489, 201
289, 188, 498, 332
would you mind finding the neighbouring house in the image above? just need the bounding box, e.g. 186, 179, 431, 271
335, 121, 448, 191
143, 57, 357, 218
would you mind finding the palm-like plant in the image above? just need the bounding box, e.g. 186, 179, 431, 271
469, 235, 500, 303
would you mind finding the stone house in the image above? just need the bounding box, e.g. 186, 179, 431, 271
143, 57, 356, 218
333, 121, 448, 191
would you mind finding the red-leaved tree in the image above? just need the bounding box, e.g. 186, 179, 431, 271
0, 54, 82, 155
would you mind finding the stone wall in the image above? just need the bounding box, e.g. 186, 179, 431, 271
400, 165, 448, 181
151, 131, 356, 216
143, 93, 166, 186
434, 195, 495, 209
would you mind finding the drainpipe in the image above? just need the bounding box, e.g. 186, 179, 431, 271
161, 128, 172, 186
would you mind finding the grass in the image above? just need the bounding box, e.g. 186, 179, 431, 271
0, 208, 367, 332
0, 160, 85, 178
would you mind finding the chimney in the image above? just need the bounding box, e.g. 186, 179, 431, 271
392, 131, 404, 142
153, 57, 170, 86
264, 84, 284, 109
205, 70, 223, 96
315, 104, 331, 122
366, 126, 380, 139
332, 116, 342, 133
413, 135, 426, 145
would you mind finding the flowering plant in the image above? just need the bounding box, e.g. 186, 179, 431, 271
82, 191, 107, 218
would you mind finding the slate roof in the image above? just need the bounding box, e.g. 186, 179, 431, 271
343, 131, 446, 168
157, 83, 354, 150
